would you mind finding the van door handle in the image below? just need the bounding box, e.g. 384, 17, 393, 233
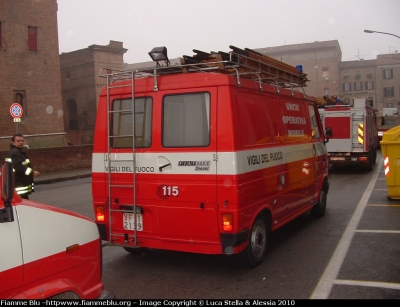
313, 144, 317, 156
159, 163, 171, 172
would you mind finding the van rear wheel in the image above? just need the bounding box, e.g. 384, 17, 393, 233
238, 215, 268, 267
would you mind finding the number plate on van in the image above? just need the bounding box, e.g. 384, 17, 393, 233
123, 213, 143, 231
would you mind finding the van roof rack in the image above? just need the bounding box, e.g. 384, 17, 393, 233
100, 45, 309, 90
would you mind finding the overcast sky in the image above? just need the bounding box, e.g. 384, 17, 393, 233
57, 0, 400, 64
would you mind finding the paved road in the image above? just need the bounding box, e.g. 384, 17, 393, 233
313, 156, 400, 299
30, 151, 400, 299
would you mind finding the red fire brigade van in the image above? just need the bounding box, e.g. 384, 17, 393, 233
0, 161, 112, 299
92, 46, 330, 267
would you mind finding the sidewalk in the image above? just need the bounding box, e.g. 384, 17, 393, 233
35, 168, 92, 184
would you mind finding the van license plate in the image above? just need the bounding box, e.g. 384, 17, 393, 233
123, 213, 143, 231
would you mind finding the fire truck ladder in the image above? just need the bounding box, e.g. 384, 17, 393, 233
99, 68, 141, 248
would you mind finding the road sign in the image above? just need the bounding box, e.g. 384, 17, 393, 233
10, 103, 23, 118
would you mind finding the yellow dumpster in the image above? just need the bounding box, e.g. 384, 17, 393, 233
380, 126, 400, 200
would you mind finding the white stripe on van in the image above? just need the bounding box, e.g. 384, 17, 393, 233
16, 205, 99, 265
92, 143, 327, 175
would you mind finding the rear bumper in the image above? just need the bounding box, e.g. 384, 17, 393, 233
97, 223, 107, 240
220, 230, 248, 254
328, 153, 372, 165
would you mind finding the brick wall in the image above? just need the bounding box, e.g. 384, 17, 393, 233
0, 145, 93, 173
0, 0, 67, 147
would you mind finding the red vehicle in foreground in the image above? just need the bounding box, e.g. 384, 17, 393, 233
92, 46, 330, 267
0, 161, 113, 299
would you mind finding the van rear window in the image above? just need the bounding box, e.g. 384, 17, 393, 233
111, 97, 152, 148
163, 93, 210, 147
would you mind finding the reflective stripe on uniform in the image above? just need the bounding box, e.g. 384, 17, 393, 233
25, 167, 33, 175
15, 186, 29, 195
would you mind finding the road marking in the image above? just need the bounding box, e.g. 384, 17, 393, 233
334, 279, 400, 290
310, 158, 383, 299
356, 229, 400, 234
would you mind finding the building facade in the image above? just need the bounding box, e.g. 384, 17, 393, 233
0, 0, 67, 151
255, 40, 343, 99
1, 1, 397, 152
339, 59, 376, 106
374, 54, 400, 113
255, 41, 400, 113
60, 41, 127, 145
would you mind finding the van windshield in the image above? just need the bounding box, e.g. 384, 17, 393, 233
162, 93, 210, 147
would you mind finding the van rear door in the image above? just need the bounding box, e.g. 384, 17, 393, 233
155, 89, 219, 247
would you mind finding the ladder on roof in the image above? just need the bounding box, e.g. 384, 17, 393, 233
102, 45, 309, 92
99, 68, 141, 248
180, 45, 308, 87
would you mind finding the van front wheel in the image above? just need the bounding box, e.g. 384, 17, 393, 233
238, 215, 268, 267
311, 189, 327, 218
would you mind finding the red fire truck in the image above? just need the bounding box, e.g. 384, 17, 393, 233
0, 161, 112, 299
92, 46, 330, 267
318, 97, 378, 170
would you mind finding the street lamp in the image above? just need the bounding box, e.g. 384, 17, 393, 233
364, 29, 400, 39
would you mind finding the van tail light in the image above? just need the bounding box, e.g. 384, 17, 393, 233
222, 214, 233, 232
96, 206, 105, 222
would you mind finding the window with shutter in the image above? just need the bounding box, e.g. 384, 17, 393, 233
28, 26, 37, 51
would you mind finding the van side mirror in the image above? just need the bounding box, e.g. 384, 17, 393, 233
1, 161, 15, 223
324, 127, 333, 144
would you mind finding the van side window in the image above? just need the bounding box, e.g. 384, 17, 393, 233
163, 93, 210, 147
308, 105, 321, 139
112, 97, 153, 148
233, 94, 278, 147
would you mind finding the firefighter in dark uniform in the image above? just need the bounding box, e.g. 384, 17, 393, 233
5, 134, 40, 199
